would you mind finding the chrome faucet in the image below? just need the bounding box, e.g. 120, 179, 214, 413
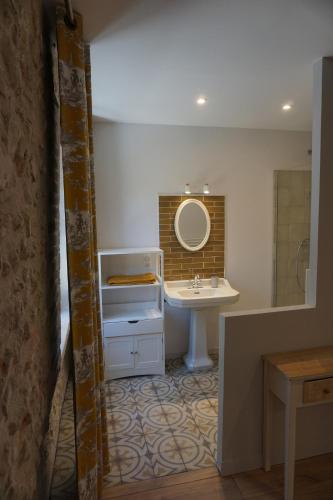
191, 274, 202, 289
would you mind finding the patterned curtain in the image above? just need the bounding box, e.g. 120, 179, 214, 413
56, 7, 109, 499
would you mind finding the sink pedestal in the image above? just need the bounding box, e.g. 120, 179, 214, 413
164, 278, 240, 370
184, 309, 213, 370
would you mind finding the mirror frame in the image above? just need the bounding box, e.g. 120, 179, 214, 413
174, 198, 211, 252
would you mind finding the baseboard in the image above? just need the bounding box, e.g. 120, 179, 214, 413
220, 454, 263, 476
44, 327, 72, 498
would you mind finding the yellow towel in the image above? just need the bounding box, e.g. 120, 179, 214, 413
107, 273, 157, 286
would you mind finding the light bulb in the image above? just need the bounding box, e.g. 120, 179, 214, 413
203, 183, 210, 194
196, 96, 207, 106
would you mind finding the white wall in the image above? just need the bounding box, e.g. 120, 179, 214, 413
218, 58, 333, 475
94, 123, 311, 355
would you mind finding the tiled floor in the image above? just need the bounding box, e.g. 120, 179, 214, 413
52, 361, 333, 500
51, 356, 218, 497
50, 381, 76, 499
104, 355, 219, 487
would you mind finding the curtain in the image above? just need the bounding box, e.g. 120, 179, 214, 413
56, 6, 109, 499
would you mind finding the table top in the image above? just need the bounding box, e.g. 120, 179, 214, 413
263, 346, 333, 381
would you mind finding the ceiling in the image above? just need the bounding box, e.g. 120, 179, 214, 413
73, 0, 333, 130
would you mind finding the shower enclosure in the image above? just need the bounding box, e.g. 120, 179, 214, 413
273, 170, 311, 306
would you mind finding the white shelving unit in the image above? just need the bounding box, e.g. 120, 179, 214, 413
98, 247, 165, 380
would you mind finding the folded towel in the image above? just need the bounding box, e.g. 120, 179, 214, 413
107, 272, 157, 286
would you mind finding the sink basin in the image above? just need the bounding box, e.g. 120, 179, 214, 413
164, 278, 239, 309
164, 278, 240, 371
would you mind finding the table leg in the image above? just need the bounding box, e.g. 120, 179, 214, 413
285, 382, 297, 500
263, 360, 272, 472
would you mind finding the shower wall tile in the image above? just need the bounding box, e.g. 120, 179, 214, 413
277, 187, 291, 207
289, 206, 308, 223
276, 171, 293, 187
288, 224, 308, 242
277, 224, 289, 242
274, 170, 311, 307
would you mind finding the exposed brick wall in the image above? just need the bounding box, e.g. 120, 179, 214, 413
159, 195, 225, 281
0, 1, 60, 498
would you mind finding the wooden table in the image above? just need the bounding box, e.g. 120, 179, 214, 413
263, 346, 333, 500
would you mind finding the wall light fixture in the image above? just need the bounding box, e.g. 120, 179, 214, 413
184, 183, 191, 194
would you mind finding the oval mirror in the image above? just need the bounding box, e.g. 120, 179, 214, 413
174, 199, 211, 252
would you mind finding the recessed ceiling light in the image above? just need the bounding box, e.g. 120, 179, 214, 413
196, 96, 207, 106
282, 103, 292, 111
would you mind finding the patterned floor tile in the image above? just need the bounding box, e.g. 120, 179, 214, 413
199, 419, 218, 443
199, 432, 217, 458
139, 401, 190, 432
130, 375, 154, 386
181, 391, 210, 405
156, 394, 186, 406
108, 434, 148, 458
186, 373, 218, 393
52, 356, 220, 496
189, 398, 218, 420
180, 445, 216, 471
107, 407, 143, 435
103, 470, 122, 488
108, 445, 122, 473
50, 381, 77, 499
50, 453, 76, 493
139, 402, 171, 433
56, 418, 75, 447
209, 440, 217, 460
135, 399, 157, 415
106, 379, 135, 407
173, 373, 203, 395
193, 415, 218, 458
208, 396, 219, 413
145, 431, 178, 455
151, 449, 186, 477
120, 455, 155, 483
168, 414, 199, 435
193, 413, 218, 432
109, 443, 155, 484
172, 429, 206, 450
108, 400, 138, 413
161, 402, 189, 427
201, 387, 219, 399
166, 358, 189, 376
133, 377, 178, 404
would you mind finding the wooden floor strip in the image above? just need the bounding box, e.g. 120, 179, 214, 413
103, 453, 333, 500
103, 467, 221, 499
108, 476, 241, 500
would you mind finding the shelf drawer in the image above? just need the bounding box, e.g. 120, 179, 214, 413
303, 377, 333, 404
103, 318, 163, 338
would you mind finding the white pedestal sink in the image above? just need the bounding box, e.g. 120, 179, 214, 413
164, 279, 240, 370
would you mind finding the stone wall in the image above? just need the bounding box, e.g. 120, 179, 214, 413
0, 1, 60, 498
